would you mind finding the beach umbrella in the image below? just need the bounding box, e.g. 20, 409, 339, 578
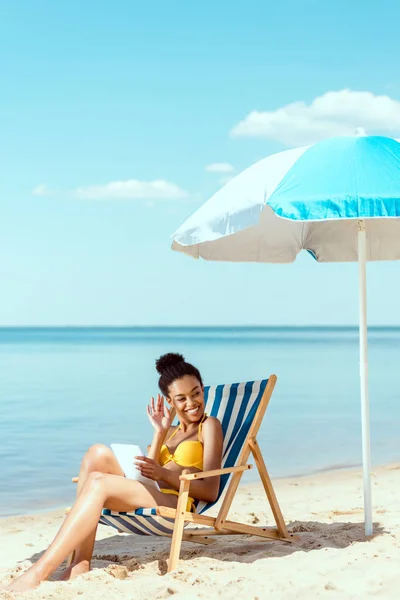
171, 133, 400, 536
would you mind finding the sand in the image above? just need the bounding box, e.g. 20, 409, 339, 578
0, 464, 399, 599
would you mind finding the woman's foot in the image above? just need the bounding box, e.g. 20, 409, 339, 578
56, 560, 90, 581
5, 567, 44, 593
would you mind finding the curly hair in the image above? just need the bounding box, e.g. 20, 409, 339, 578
156, 352, 203, 397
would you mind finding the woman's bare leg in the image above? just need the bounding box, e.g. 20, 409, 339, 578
7, 473, 178, 593
76, 444, 124, 497
59, 444, 124, 580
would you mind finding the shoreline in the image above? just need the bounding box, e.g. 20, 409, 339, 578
275, 458, 400, 480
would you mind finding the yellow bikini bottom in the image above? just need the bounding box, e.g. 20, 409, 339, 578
160, 488, 196, 512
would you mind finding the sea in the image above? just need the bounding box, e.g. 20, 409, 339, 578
0, 326, 399, 518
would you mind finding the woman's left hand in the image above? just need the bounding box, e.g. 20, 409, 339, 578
134, 456, 165, 481
147, 395, 172, 434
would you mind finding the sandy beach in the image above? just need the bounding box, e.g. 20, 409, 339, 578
0, 464, 399, 599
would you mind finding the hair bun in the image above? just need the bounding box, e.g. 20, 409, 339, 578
155, 352, 185, 375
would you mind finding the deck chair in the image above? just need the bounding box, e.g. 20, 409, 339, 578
97, 375, 291, 572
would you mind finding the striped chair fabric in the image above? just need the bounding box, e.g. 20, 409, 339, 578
99, 379, 268, 536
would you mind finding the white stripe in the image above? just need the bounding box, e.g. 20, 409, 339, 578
156, 516, 177, 530
134, 515, 171, 536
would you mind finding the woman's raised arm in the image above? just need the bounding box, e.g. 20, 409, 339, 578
146, 394, 172, 462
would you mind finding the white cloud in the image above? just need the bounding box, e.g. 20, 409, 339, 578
74, 179, 188, 200
205, 162, 234, 173
32, 179, 189, 201
32, 184, 51, 196
230, 89, 400, 146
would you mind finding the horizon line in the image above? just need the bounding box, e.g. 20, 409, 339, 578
0, 324, 400, 329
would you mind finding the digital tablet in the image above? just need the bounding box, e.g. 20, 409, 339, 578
110, 443, 160, 491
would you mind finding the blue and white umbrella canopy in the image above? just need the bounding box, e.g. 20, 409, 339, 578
173, 135, 400, 262
172, 134, 400, 536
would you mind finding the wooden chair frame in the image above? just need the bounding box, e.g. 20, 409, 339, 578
159, 374, 292, 572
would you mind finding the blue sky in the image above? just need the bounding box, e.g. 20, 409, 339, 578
1, 0, 400, 325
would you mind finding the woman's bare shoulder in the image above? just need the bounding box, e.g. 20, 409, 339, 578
203, 416, 222, 433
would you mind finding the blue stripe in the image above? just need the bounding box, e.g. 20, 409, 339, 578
100, 514, 174, 536
203, 385, 210, 403
307, 249, 318, 260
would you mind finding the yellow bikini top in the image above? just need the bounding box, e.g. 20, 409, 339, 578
159, 414, 206, 470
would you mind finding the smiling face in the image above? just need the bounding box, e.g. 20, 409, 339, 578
167, 375, 205, 424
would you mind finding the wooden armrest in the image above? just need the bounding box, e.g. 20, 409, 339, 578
180, 464, 252, 481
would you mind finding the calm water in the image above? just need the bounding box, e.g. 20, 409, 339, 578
0, 326, 399, 517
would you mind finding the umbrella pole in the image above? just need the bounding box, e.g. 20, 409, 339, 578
358, 219, 373, 536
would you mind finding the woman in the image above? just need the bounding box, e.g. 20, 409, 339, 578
6, 353, 223, 593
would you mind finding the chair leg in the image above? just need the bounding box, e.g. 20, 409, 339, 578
214, 467, 247, 530
167, 479, 190, 573
249, 438, 290, 539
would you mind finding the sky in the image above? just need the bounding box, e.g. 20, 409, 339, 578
1, 0, 400, 326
